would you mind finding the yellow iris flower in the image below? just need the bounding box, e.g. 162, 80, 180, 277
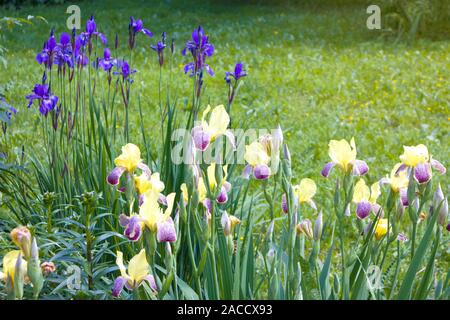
1, 250, 28, 286
374, 218, 389, 240
114, 143, 142, 173
293, 178, 317, 204
244, 141, 270, 167
385, 163, 409, 193
116, 249, 149, 289
353, 179, 380, 204
201, 105, 230, 141
135, 172, 165, 196
399, 144, 429, 167
328, 137, 357, 172
139, 192, 176, 232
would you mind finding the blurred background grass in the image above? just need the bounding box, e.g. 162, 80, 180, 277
1, 0, 449, 191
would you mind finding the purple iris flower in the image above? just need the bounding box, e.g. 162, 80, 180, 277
74, 35, 89, 67
151, 32, 167, 66
96, 48, 117, 72
225, 62, 247, 84
128, 16, 153, 49
1, 97, 17, 134
1, 97, 16, 121
182, 26, 214, 77
114, 60, 136, 82
54, 32, 74, 69
36, 30, 58, 69
26, 84, 59, 117
79, 16, 107, 55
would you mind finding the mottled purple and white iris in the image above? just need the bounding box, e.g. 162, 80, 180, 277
156, 217, 177, 243
119, 214, 142, 241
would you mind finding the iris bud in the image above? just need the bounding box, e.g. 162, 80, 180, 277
314, 211, 323, 241
433, 184, 448, 227
41, 262, 56, 275
28, 237, 44, 298
10, 226, 32, 259
14, 253, 24, 300
296, 219, 313, 239
396, 198, 405, 221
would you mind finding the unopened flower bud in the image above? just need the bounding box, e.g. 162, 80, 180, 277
221, 212, 240, 236
281, 193, 289, 214
313, 211, 323, 241
412, 197, 420, 212
14, 253, 24, 300
10, 226, 32, 259
283, 144, 290, 162
419, 212, 427, 221
28, 237, 44, 298
41, 261, 56, 275
296, 219, 313, 239
433, 184, 448, 226
396, 198, 405, 221
344, 203, 351, 217
272, 125, 283, 155
438, 199, 448, 226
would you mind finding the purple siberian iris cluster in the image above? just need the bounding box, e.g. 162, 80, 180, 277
54, 32, 74, 69
182, 26, 215, 77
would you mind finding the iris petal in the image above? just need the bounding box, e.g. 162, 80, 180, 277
414, 163, 432, 184
353, 160, 369, 176
253, 164, 270, 180
430, 159, 446, 175
107, 166, 126, 185
356, 201, 372, 219
321, 162, 335, 178
112, 276, 127, 298
192, 126, 211, 151
156, 217, 177, 242
216, 186, 228, 204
